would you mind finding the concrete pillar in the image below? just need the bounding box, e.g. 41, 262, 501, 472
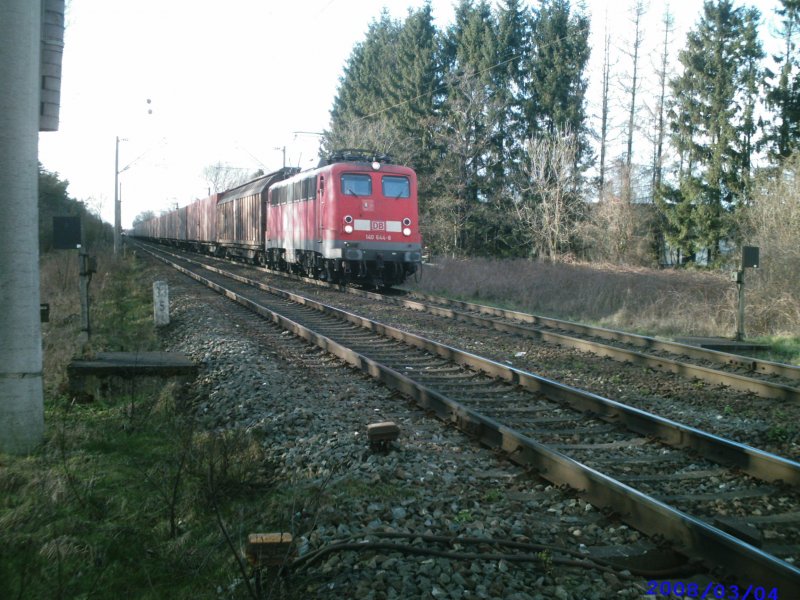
153, 281, 170, 327
0, 0, 45, 453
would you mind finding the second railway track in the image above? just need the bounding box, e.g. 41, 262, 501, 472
136, 241, 800, 592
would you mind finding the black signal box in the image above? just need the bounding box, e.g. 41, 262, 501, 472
742, 246, 760, 269
53, 216, 81, 249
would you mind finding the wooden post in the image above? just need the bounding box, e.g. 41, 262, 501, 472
78, 251, 92, 342
246, 533, 293, 567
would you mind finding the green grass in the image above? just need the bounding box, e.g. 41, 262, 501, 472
744, 335, 800, 366
0, 382, 291, 599
2, 251, 302, 599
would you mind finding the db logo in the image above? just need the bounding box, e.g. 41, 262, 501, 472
371, 221, 385, 231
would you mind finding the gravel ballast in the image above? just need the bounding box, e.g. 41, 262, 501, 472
147, 259, 654, 599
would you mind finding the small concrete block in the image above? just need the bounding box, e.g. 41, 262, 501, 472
246, 532, 293, 566
367, 421, 400, 443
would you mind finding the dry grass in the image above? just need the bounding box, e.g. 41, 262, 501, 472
39, 246, 159, 398
40, 251, 85, 397
410, 257, 748, 338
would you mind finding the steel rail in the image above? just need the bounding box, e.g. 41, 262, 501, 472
155, 244, 798, 398
141, 243, 800, 592
376, 294, 800, 402
405, 290, 800, 382
142, 243, 800, 487
132, 242, 797, 387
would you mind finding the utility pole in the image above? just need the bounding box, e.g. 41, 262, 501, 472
114, 136, 121, 255
274, 146, 286, 168
0, 0, 58, 453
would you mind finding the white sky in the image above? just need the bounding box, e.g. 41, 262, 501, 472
38, 0, 782, 228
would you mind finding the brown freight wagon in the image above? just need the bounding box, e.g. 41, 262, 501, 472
215, 168, 297, 263
185, 194, 218, 254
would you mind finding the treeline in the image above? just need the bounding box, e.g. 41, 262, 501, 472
39, 165, 112, 252
325, 0, 800, 266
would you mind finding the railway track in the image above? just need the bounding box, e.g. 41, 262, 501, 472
393, 291, 800, 396
152, 244, 799, 401
135, 241, 800, 592
137, 245, 800, 454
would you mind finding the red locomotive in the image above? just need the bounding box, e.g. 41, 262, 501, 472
132, 150, 422, 287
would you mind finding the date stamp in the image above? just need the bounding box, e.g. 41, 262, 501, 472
646, 580, 779, 599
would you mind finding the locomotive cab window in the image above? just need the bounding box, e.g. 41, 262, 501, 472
341, 173, 372, 196
382, 176, 410, 198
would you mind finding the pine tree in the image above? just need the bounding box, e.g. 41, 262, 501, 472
661, 0, 764, 263
523, 0, 591, 165
433, 0, 502, 255
385, 2, 441, 171
327, 12, 401, 152
764, 0, 800, 160
495, 0, 531, 170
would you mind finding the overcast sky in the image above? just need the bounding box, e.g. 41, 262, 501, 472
37, 0, 782, 228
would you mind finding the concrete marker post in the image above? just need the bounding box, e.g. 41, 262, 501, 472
153, 281, 170, 327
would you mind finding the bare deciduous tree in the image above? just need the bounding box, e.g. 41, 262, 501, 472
513, 127, 583, 262
322, 115, 416, 164
743, 155, 800, 332
582, 160, 658, 265
132, 210, 156, 227
202, 162, 256, 194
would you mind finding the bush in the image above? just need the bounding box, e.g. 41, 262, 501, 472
743, 154, 800, 335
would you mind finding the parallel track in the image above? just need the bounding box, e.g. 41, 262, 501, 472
135, 241, 800, 592
158, 244, 800, 400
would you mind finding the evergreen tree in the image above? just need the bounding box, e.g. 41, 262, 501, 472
385, 2, 442, 178
496, 0, 530, 149
523, 0, 591, 166
433, 0, 502, 255
38, 166, 111, 251
661, 0, 764, 263
327, 12, 401, 151
764, 0, 800, 160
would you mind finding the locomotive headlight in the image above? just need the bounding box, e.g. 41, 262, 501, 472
402, 218, 412, 226
344, 224, 354, 234
403, 227, 412, 236
371, 161, 381, 171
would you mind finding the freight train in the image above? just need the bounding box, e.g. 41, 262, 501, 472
131, 150, 423, 287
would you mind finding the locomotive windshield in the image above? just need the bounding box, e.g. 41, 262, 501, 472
341, 173, 372, 196
382, 176, 410, 198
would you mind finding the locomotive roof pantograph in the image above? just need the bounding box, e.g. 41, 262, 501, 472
323, 149, 393, 166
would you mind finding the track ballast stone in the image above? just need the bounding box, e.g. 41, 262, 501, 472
146, 258, 658, 599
